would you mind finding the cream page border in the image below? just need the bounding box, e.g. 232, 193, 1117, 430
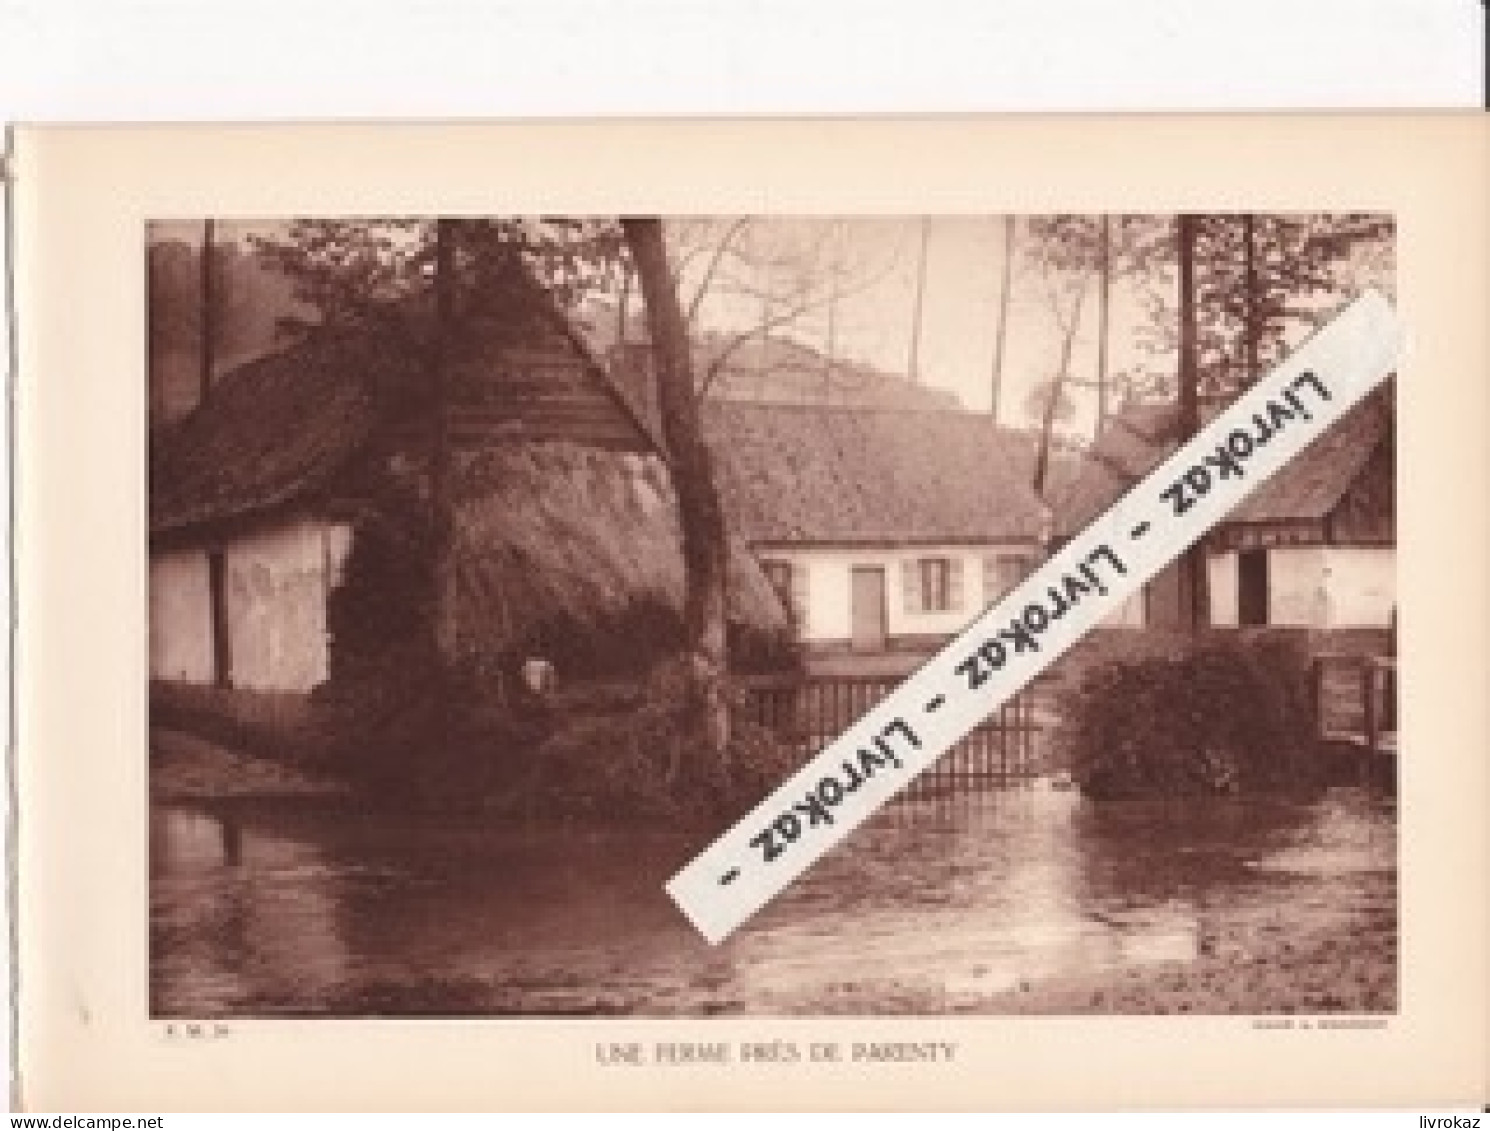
11, 116, 1488, 1111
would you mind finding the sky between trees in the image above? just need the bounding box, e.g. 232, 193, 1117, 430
149, 215, 1394, 439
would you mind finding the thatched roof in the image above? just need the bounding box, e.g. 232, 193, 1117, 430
447, 442, 786, 659
150, 296, 658, 538
1051, 384, 1394, 537
150, 330, 404, 536
704, 402, 1049, 546
1230, 390, 1391, 524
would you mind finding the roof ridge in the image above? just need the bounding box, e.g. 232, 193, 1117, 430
707, 399, 1019, 424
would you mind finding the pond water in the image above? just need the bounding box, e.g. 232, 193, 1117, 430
150, 785, 1396, 1017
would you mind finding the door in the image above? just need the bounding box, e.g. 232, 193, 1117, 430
850, 566, 888, 652
1237, 548, 1270, 626
208, 548, 233, 688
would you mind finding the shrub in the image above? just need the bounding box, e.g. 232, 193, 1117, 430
1059, 635, 1318, 797
305, 642, 540, 810
502, 596, 802, 683
498, 683, 801, 822
306, 644, 801, 817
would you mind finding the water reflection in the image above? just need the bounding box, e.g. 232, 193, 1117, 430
151, 806, 357, 1016
150, 785, 1396, 1017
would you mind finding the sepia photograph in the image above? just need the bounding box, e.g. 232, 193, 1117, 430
146, 211, 1400, 1019
12, 113, 1485, 1112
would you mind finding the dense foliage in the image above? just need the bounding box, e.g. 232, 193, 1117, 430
250, 218, 626, 334
1021, 212, 1393, 404
1060, 637, 1318, 797
305, 669, 799, 817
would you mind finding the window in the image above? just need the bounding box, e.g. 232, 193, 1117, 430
920, 558, 952, 611
983, 553, 1033, 605
903, 556, 963, 614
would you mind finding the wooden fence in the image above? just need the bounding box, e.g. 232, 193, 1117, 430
737, 674, 1047, 799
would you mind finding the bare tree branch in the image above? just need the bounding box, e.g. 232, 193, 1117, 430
693, 254, 897, 398
696, 293, 825, 397
684, 217, 752, 327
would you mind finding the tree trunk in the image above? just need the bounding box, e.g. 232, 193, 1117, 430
907, 217, 931, 384
990, 215, 1015, 423
429, 219, 459, 744
199, 219, 216, 407
1177, 215, 1200, 437
622, 218, 731, 763
1176, 213, 1209, 630
1095, 213, 1111, 437
1033, 283, 1088, 497
615, 260, 632, 348
1242, 213, 1259, 386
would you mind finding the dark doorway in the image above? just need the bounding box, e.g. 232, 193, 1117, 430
208, 549, 232, 688
1237, 549, 1269, 626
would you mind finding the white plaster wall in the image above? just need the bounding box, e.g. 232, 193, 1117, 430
772, 543, 1037, 644
224, 518, 354, 693
800, 554, 853, 642
149, 548, 215, 683
1320, 546, 1396, 627
1207, 550, 1240, 627
1268, 545, 1328, 626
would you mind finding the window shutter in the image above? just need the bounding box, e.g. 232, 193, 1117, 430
948, 557, 964, 611
901, 560, 920, 614
789, 563, 809, 632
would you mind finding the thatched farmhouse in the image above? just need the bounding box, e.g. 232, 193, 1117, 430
148, 287, 788, 701
703, 403, 1052, 655
1053, 384, 1395, 630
